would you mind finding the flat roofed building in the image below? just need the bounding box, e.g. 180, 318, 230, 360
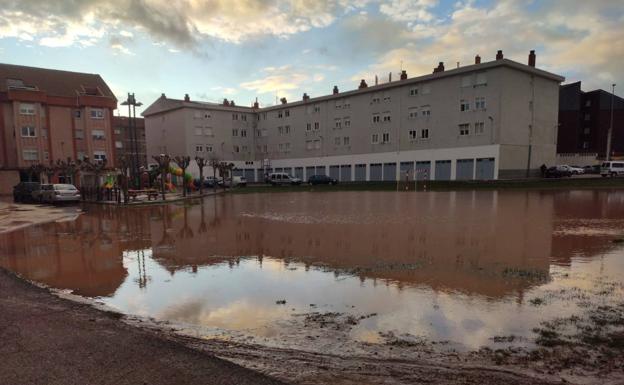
143, 51, 564, 182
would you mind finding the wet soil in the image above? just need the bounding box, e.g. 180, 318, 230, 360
0, 268, 285, 385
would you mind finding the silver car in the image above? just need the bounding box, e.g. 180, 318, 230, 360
42, 184, 81, 203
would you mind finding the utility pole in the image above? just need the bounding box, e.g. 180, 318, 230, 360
606, 84, 616, 161
121, 93, 143, 188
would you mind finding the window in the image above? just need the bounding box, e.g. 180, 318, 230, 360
77, 151, 86, 161
195, 127, 202, 135
75, 130, 84, 139
277, 111, 283, 118
421, 105, 431, 116
232, 113, 239, 120
284, 125, 290, 134
41, 128, 48, 138
314, 105, 321, 113
383, 112, 391, 122
371, 133, 379, 144
261, 128, 268, 137
335, 100, 342, 109
371, 95, 381, 104
242, 145, 248, 152
584, 113, 590, 121
22, 149, 38, 160
285, 110, 290, 117
241, 129, 247, 137
344, 118, 351, 127
409, 130, 417, 140
343, 99, 350, 109
92, 129, 105, 140
194, 111, 202, 119
74, 110, 81, 118
334, 137, 341, 145
460, 100, 470, 112
475, 73, 487, 86
206, 144, 213, 152
306, 140, 314, 150
585, 100, 591, 107
461, 76, 472, 88
409, 87, 418, 96
475, 96, 486, 110
242, 114, 247, 121
114, 128, 121, 135
233, 145, 240, 153
44, 151, 49, 161
314, 122, 320, 130
383, 93, 391, 102
420, 128, 429, 139
474, 122, 484, 135
421, 84, 431, 94
90, 109, 104, 119
335, 119, 341, 129
93, 151, 106, 162
19, 103, 35, 115
21, 126, 36, 137
372, 114, 380, 123
314, 140, 321, 149
343, 137, 350, 146
263, 144, 268, 153
459, 124, 470, 136
408, 107, 418, 119
204, 127, 213, 136
382, 132, 390, 143
115, 141, 123, 149
195, 145, 203, 152
582, 141, 589, 150
232, 129, 239, 137
306, 123, 312, 131
204, 112, 211, 119
278, 126, 283, 135
583, 127, 591, 135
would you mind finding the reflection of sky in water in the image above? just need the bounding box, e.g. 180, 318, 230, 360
2, 190, 624, 351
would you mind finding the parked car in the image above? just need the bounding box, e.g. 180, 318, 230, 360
221, 176, 247, 187
308, 175, 338, 185
32, 184, 53, 202
545, 166, 572, 178
600, 161, 624, 177
194, 177, 219, 189
267, 172, 302, 186
12, 182, 41, 203
583, 165, 601, 174
41, 184, 81, 203
556, 165, 584, 175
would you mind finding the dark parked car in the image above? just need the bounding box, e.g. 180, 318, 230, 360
308, 175, 338, 185
583, 165, 600, 174
12, 182, 41, 203
545, 167, 572, 178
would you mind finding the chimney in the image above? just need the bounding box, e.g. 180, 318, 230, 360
230, 100, 235, 106
333, 85, 339, 95
302, 93, 310, 102
359, 79, 368, 89
433, 62, 445, 73
375, 75, 378, 85
253, 97, 259, 109
389, 72, 392, 82
222, 98, 229, 106
184, 93, 190, 102
161, 93, 166, 98
528, 50, 536, 67
400, 70, 407, 80
475, 55, 481, 64
496, 50, 503, 60
280, 97, 287, 104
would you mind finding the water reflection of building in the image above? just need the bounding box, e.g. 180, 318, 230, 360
0, 206, 151, 296
148, 191, 557, 298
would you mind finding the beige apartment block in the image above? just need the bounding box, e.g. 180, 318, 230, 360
143, 51, 564, 182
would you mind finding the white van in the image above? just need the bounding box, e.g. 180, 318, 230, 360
600, 161, 624, 177
267, 172, 302, 186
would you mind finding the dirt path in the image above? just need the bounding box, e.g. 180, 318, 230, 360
0, 268, 286, 385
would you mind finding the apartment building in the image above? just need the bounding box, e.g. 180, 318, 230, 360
143, 50, 564, 181
558, 81, 624, 158
113, 116, 147, 169
0, 63, 117, 190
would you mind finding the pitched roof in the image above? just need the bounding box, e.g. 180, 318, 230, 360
0, 63, 116, 100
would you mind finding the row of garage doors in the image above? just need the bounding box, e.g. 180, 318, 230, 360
233, 158, 496, 182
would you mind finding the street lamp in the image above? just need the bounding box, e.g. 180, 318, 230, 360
121, 93, 143, 188
606, 84, 616, 161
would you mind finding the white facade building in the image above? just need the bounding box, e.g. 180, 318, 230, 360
143, 51, 564, 182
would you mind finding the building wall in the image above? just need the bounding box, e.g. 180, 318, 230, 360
145, 108, 188, 162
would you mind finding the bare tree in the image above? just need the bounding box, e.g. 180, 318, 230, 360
173, 156, 191, 197
44, 165, 56, 184
195, 156, 207, 195
28, 163, 45, 183
209, 156, 220, 192
152, 154, 171, 200
217, 162, 235, 189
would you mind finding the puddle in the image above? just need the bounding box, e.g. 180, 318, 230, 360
1, 190, 623, 353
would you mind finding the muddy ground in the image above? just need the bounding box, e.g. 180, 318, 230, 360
0, 201, 81, 233
0, 268, 285, 385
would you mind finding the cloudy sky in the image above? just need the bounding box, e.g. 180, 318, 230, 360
0, 0, 622, 115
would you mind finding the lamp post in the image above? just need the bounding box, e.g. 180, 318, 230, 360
121, 93, 143, 188
606, 84, 616, 161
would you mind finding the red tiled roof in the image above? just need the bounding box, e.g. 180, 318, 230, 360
0, 63, 116, 100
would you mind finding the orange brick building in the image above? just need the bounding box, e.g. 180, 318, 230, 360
0, 63, 117, 191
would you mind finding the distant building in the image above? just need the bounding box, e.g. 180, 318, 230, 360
0, 63, 117, 190
143, 50, 564, 181
113, 116, 147, 171
558, 82, 624, 158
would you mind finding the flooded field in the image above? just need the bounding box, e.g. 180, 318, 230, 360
1, 190, 624, 359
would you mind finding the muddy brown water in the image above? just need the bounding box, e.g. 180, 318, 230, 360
1, 190, 623, 352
